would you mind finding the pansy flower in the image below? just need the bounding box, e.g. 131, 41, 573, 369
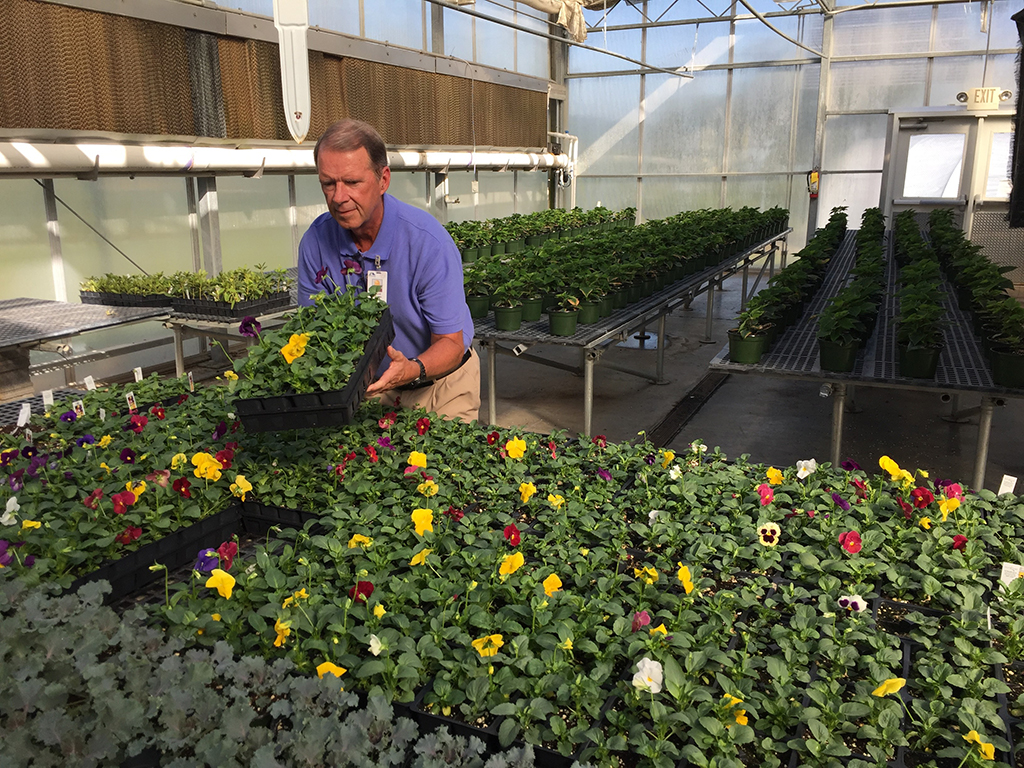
230, 474, 252, 500
871, 678, 905, 697
548, 493, 565, 509
416, 417, 431, 435
348, 533, 372, 549
111, 491, 136, 515
952, 534, 968, 551
239, 316, 262, 337
896, 496, 913, 520
919, 517, 932, 530
205, 568, 236, 599
82, 488, 104, 510
410, 548, 431, 566
634, 566, 659, 584
115, 526, 142, 545
486, 431, 500, 446
377, 436, 394, 451
76, 435, 95, 447
503, 523, 521, 547
342, 258, 362, 275
543, 574, 562, 597
215, 448, 234, 469
348, 580, 374, 602
597, 468, 612, 481
442, 505, 464, 522
364, 445, 379, 463
796, 459, 817, 479
766, 467, 784, 485
632, 657, 663, 694
21, 446, 36, 459
195, 548, 220, 571
840, 458, 861, 471
631, 610, 651, 632
878, 455, 903, 481
660, 450, 675, 469
677, 563, 694, 594
471, 634, 504, 658
939, 481, 964, 500
757, 522, 781, 547
963, 730, 995, 761
146, 469, 171, 488
120, 448, 136, 464
412, 508, 433, 536
939, 496, 960, 521
125, 480, 146, 501
59, 410, 77, 423
317, 662, 346, 680
173, 477, 192, 498
1, 449, 18, 466
757, 484, 773, 506
314, 267, 329, 285
408, 451, 427, 469
505, 437, 527, 459
378, 412, 397, 429
280, 333, 310, 364
217, 540, 238, 569
831, 492, 851, 512
911, 487, 934, 508
548, 441, 558, 459
644, 454, 655, 465
128, 414, 148, 433
150, 405, 166, 420
273, 618, 291, 647
592, 435, 607, 448
417, 479, 438, 497
838, 530, 862, 553
838, 594, 866, 612
519, 482, 536, 503
499, 552, 525, 578
649, 623, 668, 636
851, 478, 868, 499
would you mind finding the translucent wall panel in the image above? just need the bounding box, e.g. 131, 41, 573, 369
217, 176, 293, 272
517, 170, 550, 215
570, 76, 641, 176
829, 60, 927, 112
646, 22, 730, 71
215, 0, 272, 15
444, 7, 475, 61
733, 15, 822, 63
984, 54, 1017, 90
832, 6, 932, 57
784, 177, 810, 252
308, 0, 361, 37
365, 0, 423, 49
446, 171, 510, 222
516, 4, 550, 80
793, 63, 821, 170
822, 113, 888, 171
576, 177, 638, 215
569, 28, 642, 73
295, 175, 328, 234
986, 132, 1012, 198
727, 67, 797, 173
725, 175, 790, 216
476, 2, 515, 72
642, 71, 726, 175
55, 177, 194, 295
934, 3, 991, 53
816, 172, 882, 230
641, 177, 720, 221
990, 0, 1021, 50
0, 179, 54, 302
387, 171, 429, 212
930, 56, 985, 108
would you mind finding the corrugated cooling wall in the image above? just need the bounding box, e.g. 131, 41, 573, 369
0, 0, 547, 148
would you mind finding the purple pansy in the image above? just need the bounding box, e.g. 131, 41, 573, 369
342, 258, 362, 275
1, 449, 17, 466
120, 448, 136, 464
59, 411, 77, 423
212, 421, 227, 441
644, 454, 655, 466
831, 492, 851, 512
840, 459, 861, 471
23, 555, 35, 568
9, 471, 24, 492
377, 436, 395, 451
239, 316, 262, 338
314, 267, 329, 285
21, 446, 36, 459
76, 435, 95, 447
194, 548, 220, 572
597, 468, 612, 481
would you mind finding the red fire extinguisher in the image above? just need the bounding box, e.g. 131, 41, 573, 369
807, 168, 820, 200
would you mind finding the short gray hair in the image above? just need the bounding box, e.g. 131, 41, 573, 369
313, 119, 389, 178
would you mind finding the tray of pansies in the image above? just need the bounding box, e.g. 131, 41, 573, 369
233, 288, 394, 433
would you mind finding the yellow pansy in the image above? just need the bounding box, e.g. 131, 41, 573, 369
499, 552, 525, 578
410, 548, 432, 566
963, 731, 995, 761
282, 588, 308, 608
878, 455, 902, 480
558, 638, 573, 651
734, 710, 748, 726
273, 618, 292, 647
723, 694, 743, 708
519, 482, 537, 504
471, 634, 504, 658
21, 520, 41, 530
280, 333, 310, 364
871, 678, 906, 697
98, 434, 113, 448
634, 566, 659, 585
373, 604, 386, 618
661, 450, 675, 468
417, 479, 439, 497
316, 661, 346, 679
505, 437, 527, 459
170, 452, 187, 470
230, 475, 252, 501
543, 574, 563, 597
649, 623, 668, 636
919, 517, 932, 530
125, 480, 146, 501
766, 467, 784, 485
223, 370, 238, 380
348, 533, 372, 549
211, 614, 221, 621
412, 508, 434, 536
939, 496, 960, 521
548, 493, 565, 509
191, 452, 223, 482
677, 563, 694, 594
408, 451, 427, 468
100, 462, 113, 474
205, 568, 236, 599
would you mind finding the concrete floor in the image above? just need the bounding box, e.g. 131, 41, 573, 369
476, 273, 1024, 493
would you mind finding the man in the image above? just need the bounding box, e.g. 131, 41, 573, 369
297, 119, 480, 422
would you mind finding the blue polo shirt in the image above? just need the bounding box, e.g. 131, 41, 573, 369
297, 193, 473, 375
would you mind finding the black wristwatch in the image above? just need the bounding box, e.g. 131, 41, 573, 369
408, 357, 427, 387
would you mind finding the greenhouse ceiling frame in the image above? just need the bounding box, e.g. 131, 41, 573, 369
565, 0, 1010, 243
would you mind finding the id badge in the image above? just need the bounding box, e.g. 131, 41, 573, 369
366, 270, 388, 302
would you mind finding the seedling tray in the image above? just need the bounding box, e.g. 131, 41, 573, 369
234, 308, 394, 432
80, 291, 172, 308
170, 291, 291, 321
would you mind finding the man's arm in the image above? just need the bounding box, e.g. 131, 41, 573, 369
366, 331, 465, 394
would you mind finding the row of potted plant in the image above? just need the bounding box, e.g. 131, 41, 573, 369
467, 205, 790, 338
446, 206, 636, 262
5, 367, 1024, 765
814, 208, 887, 372
893, 211, 948, 379
727, 207, 849, 364
929, 209, 1024, 388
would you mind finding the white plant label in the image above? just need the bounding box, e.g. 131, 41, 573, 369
1000, 562, 1024, 586
126, 391, 137, 413
99, 408, 106, 422
84, 375, 96, 390
17, 403, 31, 427
24, 429, 32, 443
72, 400, 85, 419
998, 474, 1017, 496
187, 371, 195, 392
41, 390, 54, 408
133, 367, 143, 382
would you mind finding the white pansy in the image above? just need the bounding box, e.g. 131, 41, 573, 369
648, 509, 662, 524
1, 497, 19, 526
838, 594, 866, 612
369, 634, 383, 656
796, 459, 818, 479
668, 465, 683, 481
690, 442, 708, 453
631, 657, 663, 694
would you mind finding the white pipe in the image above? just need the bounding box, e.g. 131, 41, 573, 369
0, 141, 569, 178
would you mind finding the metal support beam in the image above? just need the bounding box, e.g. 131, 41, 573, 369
196, 176, 222, 276
830, 382, 846, 466
288, 174, 299, 266
973, 397, 995, 491
432, 171, 449, 224
807, 13, 833, 241
41, 179, 67, 302
185, 177, 202, 272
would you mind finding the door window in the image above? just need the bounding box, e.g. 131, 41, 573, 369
986, 132, 1012, 198
902, 133, 965, 198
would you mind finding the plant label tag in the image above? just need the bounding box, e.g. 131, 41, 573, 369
998, 474, 1017, 495
1000, 562, 1024, 586
24, 429, 32, 443
126, 391, 138, 413
72, 400, 85, 419
17, 403, 31, 427
187, 371, 195, 392
366, 270, 388, 303
99, 408, 106, 422
41, 390, 54, 408
84, 375, 96, 390
133, 366, 143, 382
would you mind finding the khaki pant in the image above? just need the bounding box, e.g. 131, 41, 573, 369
376, 347, 481, 423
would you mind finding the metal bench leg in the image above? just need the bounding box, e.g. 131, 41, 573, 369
174, 328, 185, 378
700, 277, 716, 343
486, 341, 497, 426
583, 349, 597, 437
656, 314, 667, 384
830, 382, 846, 466
973, 397, 995, 491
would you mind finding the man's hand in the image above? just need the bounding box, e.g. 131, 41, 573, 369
366, 346, 418, 394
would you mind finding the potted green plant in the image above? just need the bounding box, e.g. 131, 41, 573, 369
463, 261, 493, 320
547, 292, 580, 337
728, 302, 773, 364
895, 254, 946, 379
490, 286, 524, 332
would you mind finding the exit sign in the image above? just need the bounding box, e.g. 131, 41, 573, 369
965, 87, 1001, 110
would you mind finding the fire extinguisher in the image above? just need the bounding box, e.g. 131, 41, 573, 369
807, 168, 820, 200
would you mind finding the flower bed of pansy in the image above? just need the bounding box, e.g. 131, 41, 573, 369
3, 378, 1024, 768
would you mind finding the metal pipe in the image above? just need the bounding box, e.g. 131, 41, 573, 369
486, 341, 497, 426
584, 349, 597, 437
973, 397, 995, 491
831, 382, 846, 466
656, 314, 667, 383
734, 0, 824, 57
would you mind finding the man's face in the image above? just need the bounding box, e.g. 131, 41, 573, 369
318, 146, 391, 234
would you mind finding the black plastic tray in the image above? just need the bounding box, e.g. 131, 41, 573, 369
234, 308, 395, 432
69, 500, 321, 604
170, 292, 291, 321
80, 291, 172, 308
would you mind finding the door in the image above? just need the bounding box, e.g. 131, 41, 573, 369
968, 116, 1024, 284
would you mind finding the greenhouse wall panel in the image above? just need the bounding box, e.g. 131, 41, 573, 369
831, 6, 933, 57
216, 176, 294, 273
727, 67, 799, 173
0, 180, 56, 302
572, 76, 642, 176
639, 177, 720, 220
828, 59, 929, 112
308, 0, 362, 38
641, 71, 727, 175
575, 177, 639, 214
645, 21, 731, 70
930, 56, 987, 107
817, 171, 883, 230
822, 114, 889, 172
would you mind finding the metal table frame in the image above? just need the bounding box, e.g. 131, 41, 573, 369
709, 229, 1024, 490
477, 230, 791, 436
164, 309, 296, 377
